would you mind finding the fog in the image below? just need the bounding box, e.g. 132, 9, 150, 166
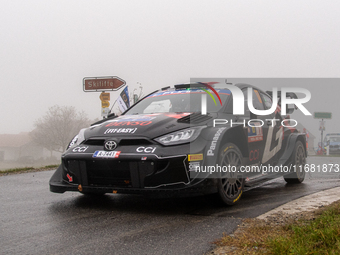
1, 1, 340, 169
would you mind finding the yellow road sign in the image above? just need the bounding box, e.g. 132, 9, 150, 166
100, 92, 110, 101
101, 101, 110, 108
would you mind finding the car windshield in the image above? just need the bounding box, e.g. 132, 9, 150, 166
125, 89, 230, 115
330, 137, 340, 142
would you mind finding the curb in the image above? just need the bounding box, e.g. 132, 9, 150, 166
257, 186, 340, 220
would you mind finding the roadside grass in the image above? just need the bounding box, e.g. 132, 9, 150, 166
267, 202, 340, 254
0, 164, 59, 175
213, 201, 340, 254
42, 164, 59, 169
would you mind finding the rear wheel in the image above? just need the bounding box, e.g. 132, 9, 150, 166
284, 140, 306, 184
216, 143, 245, 205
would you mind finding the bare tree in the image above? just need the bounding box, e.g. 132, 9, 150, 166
30, 105, 91, 153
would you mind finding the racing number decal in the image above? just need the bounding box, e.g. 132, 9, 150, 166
248, 124, 263, 143
262, 121, 283, 163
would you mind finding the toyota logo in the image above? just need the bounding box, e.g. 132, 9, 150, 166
104, 140, 117, 151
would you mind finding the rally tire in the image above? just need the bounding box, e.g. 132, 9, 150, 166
284, 140, 306, 184
216, 143, 245, 206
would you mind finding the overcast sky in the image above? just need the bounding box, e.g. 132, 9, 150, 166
1, 0, 340, 143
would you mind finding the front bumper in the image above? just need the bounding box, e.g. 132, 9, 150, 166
49, 164, 217, 195
49, 144, 216, 195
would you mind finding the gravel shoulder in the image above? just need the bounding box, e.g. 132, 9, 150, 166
0, 166, 58, 177
210, 187, 340, 254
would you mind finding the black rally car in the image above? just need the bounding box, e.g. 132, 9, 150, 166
50, 83, 307, 205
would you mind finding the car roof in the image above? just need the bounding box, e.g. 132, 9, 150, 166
160, 82, 270, 98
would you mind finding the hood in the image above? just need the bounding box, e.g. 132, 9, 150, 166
84, 113, 209, 139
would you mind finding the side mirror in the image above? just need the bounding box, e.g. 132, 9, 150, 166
107, 112, 116, 118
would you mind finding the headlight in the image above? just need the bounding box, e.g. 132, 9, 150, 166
66, 128, 86, 150
154, 126, 205, 146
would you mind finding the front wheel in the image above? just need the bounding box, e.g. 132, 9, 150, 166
216, 143, 245, 205
284, 140, 306, 184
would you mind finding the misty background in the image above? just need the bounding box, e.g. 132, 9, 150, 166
1, 1, 340, 168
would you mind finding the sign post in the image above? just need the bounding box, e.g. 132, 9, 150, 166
314, 112, 332, 154
314, 112, 332, 119
83, 76, 126, 92
100, 92, 111, 117
83, 76, 126, 118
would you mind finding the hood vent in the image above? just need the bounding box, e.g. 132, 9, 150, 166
177, 113, 212, 124
119, 139, 153, 146
83, 139, 105, 146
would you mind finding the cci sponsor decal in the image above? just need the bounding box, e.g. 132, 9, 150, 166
249, 149, 260, 161
93, 151, 121, 158
72, 146, 89, 152
188, 154, 203, 161
136, 147, 156, 153
104, 128, 137, 134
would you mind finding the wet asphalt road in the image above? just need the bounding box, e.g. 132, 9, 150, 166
1, 157, 340, 255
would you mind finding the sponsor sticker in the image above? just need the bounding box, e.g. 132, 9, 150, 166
69, 135, 78, 148
72, 146, 89, 152
66, 173, 73, 182
249, 149, 260, 161
164, 113, 191, 119
93, 151, 121, 158
104, 128, 137, 134
188, 154, 203, 161
114, 115, 156, 122
248, 123, 263, 143
188, 162, 200, 171
136, 146, 156, 153
105, 121, 152, 127
207, 127, 226, 156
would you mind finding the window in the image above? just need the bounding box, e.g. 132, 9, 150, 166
261, 93, 273, 110
125, 89, 230, 115
242, 88, 265, 118
252, 89, 264, 110
242, 89, 251, 118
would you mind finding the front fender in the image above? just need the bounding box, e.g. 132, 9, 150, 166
191, 125, 248, 179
